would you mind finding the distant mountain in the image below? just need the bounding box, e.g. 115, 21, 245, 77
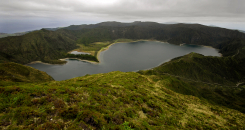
0, 31, 31, 38
239, 30, 245, 33
208, 25, 219, 27
64, 21, 160, 30
162, 22, 178, 24
42, 27, 64, 31
0, 34, 13, 38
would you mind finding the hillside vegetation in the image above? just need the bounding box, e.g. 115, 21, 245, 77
0, 55, 245, 129
1, 71, 245, 129
140, 53, 245, 113
0, 29, 77, 64
0, 62, 54, 86
1, 22, 245, 64
149, 53, 245, 86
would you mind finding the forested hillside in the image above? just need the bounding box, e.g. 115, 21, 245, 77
150, 53, 245, 85
0, 29, 77, 64
139, 53, 245, 113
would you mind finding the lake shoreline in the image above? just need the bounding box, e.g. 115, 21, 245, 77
26, 61, 60, 65
27, 40, 168, 66
26, 58, 98, 65
180, 43, 222, 57
96, 39, 222, 62
59, 58, 98, 64
26, 39, 221, 66
27, 41, 221, 81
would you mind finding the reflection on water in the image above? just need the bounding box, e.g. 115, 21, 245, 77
28, 41, 220, 81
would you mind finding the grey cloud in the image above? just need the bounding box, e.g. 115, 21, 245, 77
1, 0, 244, 18
1, 0, 245, 33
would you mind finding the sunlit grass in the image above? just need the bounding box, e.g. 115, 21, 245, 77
1, 71, 245, 129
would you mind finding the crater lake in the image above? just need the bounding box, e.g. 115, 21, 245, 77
27, 41, 220, 81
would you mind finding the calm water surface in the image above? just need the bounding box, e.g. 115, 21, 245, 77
28, 41, 220, 81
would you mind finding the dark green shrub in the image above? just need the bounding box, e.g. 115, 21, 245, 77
67, 122, 90, 130
39, 121, 65, 130
13, 107, 40, 125
4, 86, 21, 95
60, 106, 79, 119
76, 110, 106, 128
104, 114, 112, 123
31, 97, 48, 105
122, 121, 134, 130
142, 107, 149, 113
53, 99, 65, 108
112, 113, 125, 125
125, 108, 137, 118
146, 100, 163, 113
0, 87, 5, 93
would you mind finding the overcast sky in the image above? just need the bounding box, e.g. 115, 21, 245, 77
0, 0, 245, 33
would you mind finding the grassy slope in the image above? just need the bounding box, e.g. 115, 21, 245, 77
0, 62, 54, 84
150, 53, 245, 86
73, 41, 112, 57
1, 71, 245, 129
139, 53, 245, 113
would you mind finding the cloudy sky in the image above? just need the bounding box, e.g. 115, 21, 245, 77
0, 0, 245, 33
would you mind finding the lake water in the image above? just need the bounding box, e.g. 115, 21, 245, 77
27, 41, 220, 81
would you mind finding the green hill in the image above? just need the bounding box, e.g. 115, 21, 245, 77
0, 62, 54, 86
0, 29, 77, 64
139, 53, 245, 113
1, 71, 245, 129
150, 53, 245, 86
